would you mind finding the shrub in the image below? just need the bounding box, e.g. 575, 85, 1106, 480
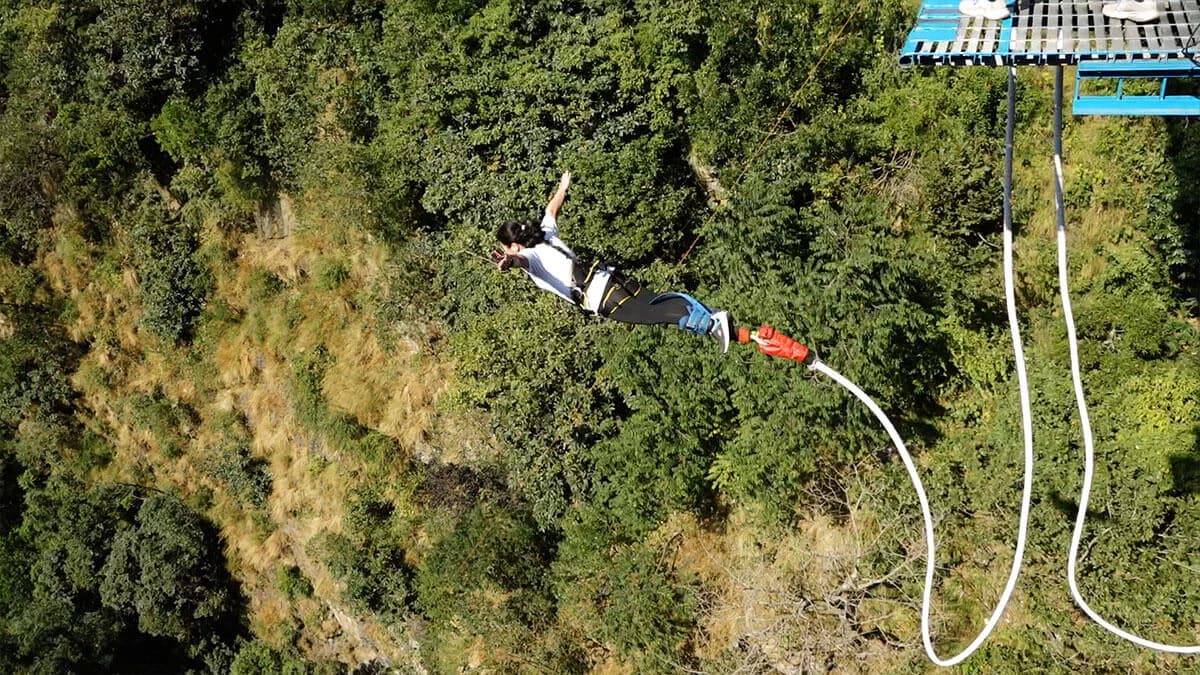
0, 307, 84, 473
0, 112, 56, 264
415, 502, 556, 631
98, 494, 239, 654
552, 510, 697, 670
276, 564, 313, 600
230, 639, 339, 675
247, 268, 286, 302
129, 190, 211, 343
6, 479, 242, 672
127, 389, 198, 458
151, 99, 212, 164
209, 448, 272, 508
50, 103, 147, 218
204, 411, 271, 508
318, 487, 414, 624
313, 256, 349, 291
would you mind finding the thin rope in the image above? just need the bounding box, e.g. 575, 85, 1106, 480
676, 1, 865, 266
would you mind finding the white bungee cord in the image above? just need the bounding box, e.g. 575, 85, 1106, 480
787, 67, 1036, 666
756, 67, 1196, 666
810, 352, 1034, 666
1051, 68, 1200, 655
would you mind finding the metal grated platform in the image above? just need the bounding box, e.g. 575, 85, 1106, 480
900, 0, 1200, 66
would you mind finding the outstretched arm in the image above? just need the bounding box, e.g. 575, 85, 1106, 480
492, 250, 528, 271
545, 171, 571, 218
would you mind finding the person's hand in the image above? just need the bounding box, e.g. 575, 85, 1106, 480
491, 250, 512, 271
557, 171, 571, 193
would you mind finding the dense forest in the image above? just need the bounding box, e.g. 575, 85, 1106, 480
1, 0, 1198, 672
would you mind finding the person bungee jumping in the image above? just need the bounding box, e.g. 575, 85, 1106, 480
493, 171, 733, 352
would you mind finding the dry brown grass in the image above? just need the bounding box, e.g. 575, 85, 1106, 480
190, 200, 477, 668
31, 182, 459, 670
224, 208, 456, 456
203, 265, 371, 664
40, 214, 146, 351
667, 504, 921, 674
589, 658, 636, 675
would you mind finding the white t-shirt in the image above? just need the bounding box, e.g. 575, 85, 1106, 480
516, 212, 580, 304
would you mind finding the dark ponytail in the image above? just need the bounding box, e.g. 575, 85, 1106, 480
496, 219, 543, 248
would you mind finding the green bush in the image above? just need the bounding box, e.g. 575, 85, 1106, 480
127, 389, 198, 459
231, 639, 339, 675
276, 564, 313, 600
204, 411, 271, 508
129, 190, 211, 343
321, 530, 411, 622
199, 61, 275, 206
99, 494, 238, 654
0, 307, 91, 474
209, 446, 272, 507
68, 0, 241, 112
416, 502, 555, 631
2, 479, 243, 672
0, 112, 56, 264
244, 7, 384, 188
316, 484, 417, 624
50, 103, 147, 218
552, 509, 697, 670
313, 256, 349, 291
414, 500, 572, 671
248, 268, 286, 302
152, 99, 212, 164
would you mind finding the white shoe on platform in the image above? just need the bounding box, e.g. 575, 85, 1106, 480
959, 0, 1011, 20
1102, 0, 1159, 23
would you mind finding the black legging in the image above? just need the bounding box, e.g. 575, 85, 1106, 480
598, 271, 726, 327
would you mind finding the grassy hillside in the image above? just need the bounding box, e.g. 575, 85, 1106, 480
1, 1, 1198, 673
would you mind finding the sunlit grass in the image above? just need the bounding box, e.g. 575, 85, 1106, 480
31, 147, 453, 665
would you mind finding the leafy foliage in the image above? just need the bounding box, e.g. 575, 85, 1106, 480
204, 411, 272, 508
248, 267, 287, 301
129, 189, 211, 343
318, 487, 414, 624
231, 638, 340, 675
416, 502, 556, 630
2, 0, 1199, 670
551, 509, 697, 670
99, 493, 241, 657
126, 388, 199, 458
276, 565, 313, 600
0, 306, 99, 475
0, 480, 243, 672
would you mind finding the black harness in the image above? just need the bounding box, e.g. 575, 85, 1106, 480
544, 242, 633, 315
545, 241, 596, 305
